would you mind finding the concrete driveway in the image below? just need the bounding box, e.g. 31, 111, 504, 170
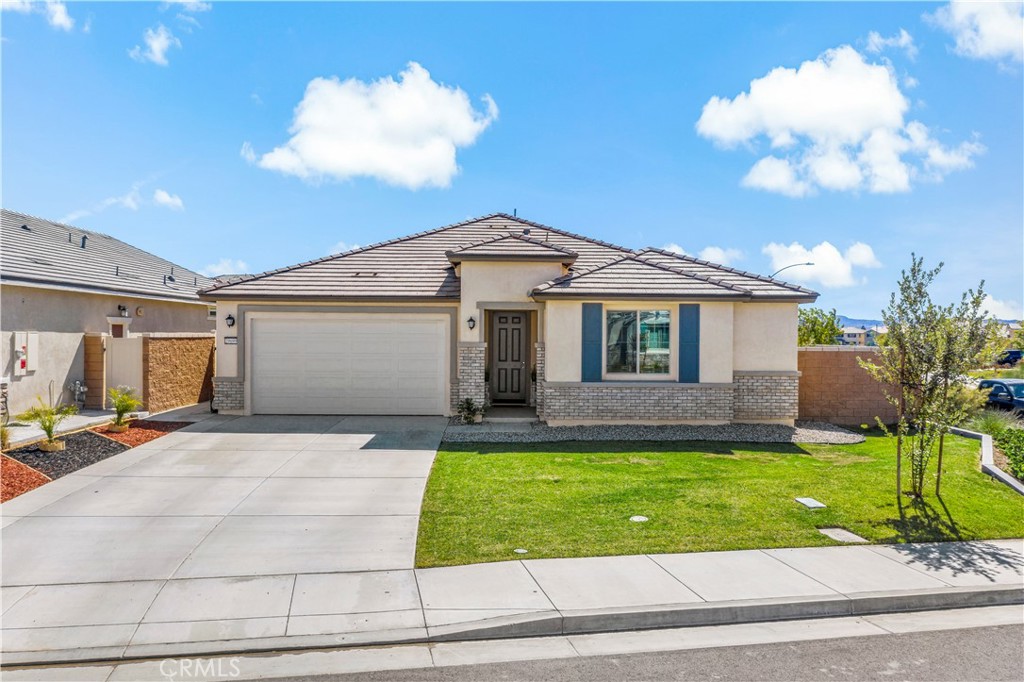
1, 414, 446, 661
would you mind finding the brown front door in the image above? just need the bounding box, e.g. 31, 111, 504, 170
491, 312, 528, 402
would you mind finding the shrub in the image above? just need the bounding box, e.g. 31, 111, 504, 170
968, 409, 1023, 437
108, 386, 143, 427
457, 398, 482, 424
995, 428, 1024, 480
15, 398, 78, 445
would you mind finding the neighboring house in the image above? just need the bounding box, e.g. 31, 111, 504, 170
202, 214, 818, 425
1, 209, 216, 414
838, 326, 867, 345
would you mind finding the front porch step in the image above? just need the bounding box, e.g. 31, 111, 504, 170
484, 416, 539, 424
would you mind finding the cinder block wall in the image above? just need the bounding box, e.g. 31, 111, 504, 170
142, 335, 215, 414
798, 346, 897, 426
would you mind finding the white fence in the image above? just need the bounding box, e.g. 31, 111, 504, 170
104, 336, 143, 404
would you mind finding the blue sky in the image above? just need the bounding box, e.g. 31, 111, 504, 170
2, 1, 1022, 318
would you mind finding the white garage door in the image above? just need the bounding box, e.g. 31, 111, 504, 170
250, 315, 448, 415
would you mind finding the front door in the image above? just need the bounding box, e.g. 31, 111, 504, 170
491, 312, 528, 402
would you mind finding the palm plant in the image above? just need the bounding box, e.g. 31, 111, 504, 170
108, 386, 143, 428
16, 397, 78, 451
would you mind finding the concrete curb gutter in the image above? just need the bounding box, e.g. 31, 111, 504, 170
4, 584, 1020, 667
950, 426, 1024, 496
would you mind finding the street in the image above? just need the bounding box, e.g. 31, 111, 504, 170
303, 624, 1023, 682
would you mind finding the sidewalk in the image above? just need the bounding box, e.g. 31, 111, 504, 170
2, 538, 1021, 666
5, 402, 215, 447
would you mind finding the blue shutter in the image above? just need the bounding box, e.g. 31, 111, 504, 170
678, 304, 700, 383
581, 303, 603, 382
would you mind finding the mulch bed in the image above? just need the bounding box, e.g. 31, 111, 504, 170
91, 420, 190, 447
4, 431, 129, 480
1, 455, 51, 502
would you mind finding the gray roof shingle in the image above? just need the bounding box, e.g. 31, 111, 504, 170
1, 209, 215, 302
446, 233, 578, 263
200, 213, 818, 303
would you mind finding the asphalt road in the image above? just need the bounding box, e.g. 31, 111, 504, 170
280, 624, 1024, 682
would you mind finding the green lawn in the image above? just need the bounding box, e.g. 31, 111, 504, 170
416, 433, 1024, 568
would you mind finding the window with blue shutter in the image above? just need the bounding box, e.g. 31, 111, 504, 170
581, 303, 603, 382
678, 304, 700, 383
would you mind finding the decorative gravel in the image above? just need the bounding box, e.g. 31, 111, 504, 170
91, 420, 190, 447
4, 431, 130, 480
442, 420, 865, 445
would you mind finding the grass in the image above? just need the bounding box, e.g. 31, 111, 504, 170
415, 432, 1024, 567
969, 367, 1024, 380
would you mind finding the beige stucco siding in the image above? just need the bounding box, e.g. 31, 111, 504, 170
698, 302, 734, 383
1, 283, 210, 413
544, 300, 583, 382
732, 302, 799, 372
458, 261, 562, 343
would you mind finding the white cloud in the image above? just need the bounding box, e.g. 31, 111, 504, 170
240, 141, 257, 163
696, 45, 984, 197
44, 1, 72, 31
659, 244, 742, 265
161, 1, 211, 12
329, 240, 362, 255
60, 183, 144, 223
866, 28, 918, 58
253, 62, 499, 189
982, 295, 1023, 320
3, 1, 75, 31
927, 1, 1024, 63
200, 258, 249, 278
153, 189, 184, 210
697, 246, 743, 266
762, 241, 881, 288
129, 24, 181, 66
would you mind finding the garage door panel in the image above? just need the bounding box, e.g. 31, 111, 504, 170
251, 316, 447, 415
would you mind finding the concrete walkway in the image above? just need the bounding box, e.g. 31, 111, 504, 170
1, 416, 1021, 666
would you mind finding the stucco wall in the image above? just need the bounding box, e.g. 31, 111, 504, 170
544, 300, 583, 382
1, 284, 210, 414
699, 302, 734, 384
733, 302, 799, 372
458, 261, 562, 343
798, 345, 897, 425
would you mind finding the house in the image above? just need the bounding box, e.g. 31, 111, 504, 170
838, 326, 867, 345
201, 214, 818, 425
1, 209, 216, 414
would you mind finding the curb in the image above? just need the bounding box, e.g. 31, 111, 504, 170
950, 427, 1024, 496
4, 584, 1021, 667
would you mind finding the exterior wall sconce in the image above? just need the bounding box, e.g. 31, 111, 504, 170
225, 314, 236, 328
117, 305, 129, 318
467, 316, 476, 330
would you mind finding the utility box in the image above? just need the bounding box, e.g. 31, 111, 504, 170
12, 332, 39, 376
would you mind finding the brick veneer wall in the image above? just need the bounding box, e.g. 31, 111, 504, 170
733, 372, 800, 422
212, 376, 244, 411
457, 343, 486, 408
542, 382, 734, 423
798, 345, 897, 425
83, 334, 106, 409
142, 335, 215, 414
534, 342, 546, 417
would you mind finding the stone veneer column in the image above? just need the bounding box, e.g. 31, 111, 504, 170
457, 342, 487, 408
732, 371, 800, 422
534, 342, 546, 418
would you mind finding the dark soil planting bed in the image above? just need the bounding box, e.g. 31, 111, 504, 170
5, 431, 129, 480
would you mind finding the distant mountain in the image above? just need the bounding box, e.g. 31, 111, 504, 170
837, 315, 883, 328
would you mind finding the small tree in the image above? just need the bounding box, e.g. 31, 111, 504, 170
798, 307, 843, 346
108, 386, 143, 427
16, 397, 78, 447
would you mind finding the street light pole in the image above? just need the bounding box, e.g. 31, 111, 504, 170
771, 262, 814, 278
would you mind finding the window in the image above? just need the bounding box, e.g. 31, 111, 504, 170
606, 309, 671, 375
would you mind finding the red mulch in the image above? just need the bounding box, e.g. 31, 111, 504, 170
91, 420, 191, 447
1, 454, 51, 502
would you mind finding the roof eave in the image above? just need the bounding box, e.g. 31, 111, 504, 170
198, 291, 461, 303
445, 253, 578, 265
530, 291, 753, 301
2, 275, 206, 304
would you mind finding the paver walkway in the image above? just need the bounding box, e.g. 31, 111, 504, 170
1, 416, 1021, 665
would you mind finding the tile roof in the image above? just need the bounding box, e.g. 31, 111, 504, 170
1, 209, 215, 303
446, 233, 578, 263
634, 247, 818, 301
202, 214, 629, 300
531, 255, 754, 299
201, 213, 818, 303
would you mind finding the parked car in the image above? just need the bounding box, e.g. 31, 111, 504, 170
977, 379, 1024, 413
996, 349, 1022, 367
